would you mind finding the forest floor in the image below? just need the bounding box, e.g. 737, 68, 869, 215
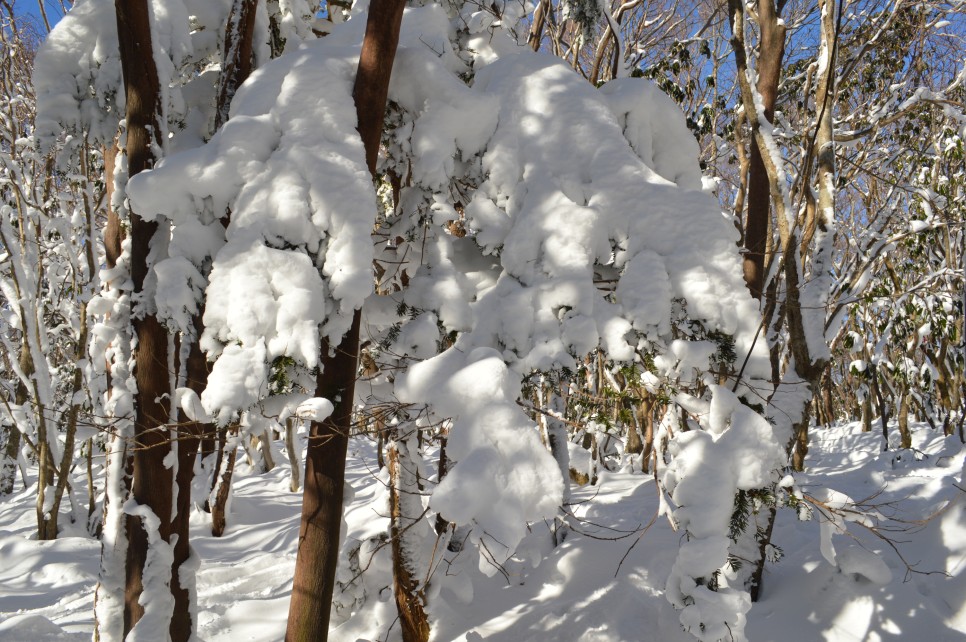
0, 420, 964, 641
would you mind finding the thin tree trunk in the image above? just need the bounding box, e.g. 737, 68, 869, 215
639, 396, 655, 474
749, 504, 776, 603
286, 2, 406, 637
92, 138, 132, 642
1, 353, 29, 496
39, 293, 90, 540
528, 0, 550, 52
388, 437, 431, 642
738, 0, 785, 300
897, 390, 912, 449
870, 363, 889, 450
434, 432, 450, 536
215, 0, 260, 131
210, 440, 237, 537
0, 423, 18, 496
103, 141, 122, 270
624, 396, 643, 456
262, 430, 276, 470
861, 393, 873, 433
170, 322, 207, 632
286, 418, 301, 492
205, 426, 228, 512
86, 438, 97, 531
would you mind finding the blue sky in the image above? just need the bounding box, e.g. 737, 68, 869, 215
11, 0, 65, 31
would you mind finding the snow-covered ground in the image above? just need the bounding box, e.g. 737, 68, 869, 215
1, 421, 964, 641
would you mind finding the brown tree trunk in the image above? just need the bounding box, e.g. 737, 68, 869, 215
0, 423, 19, 496
639, 397, 655, 474
114, 1, 189, 638
861, 393, 873, 433
528, 0, 550, 52
822, 373, 834, 427
388, 439, 430, 642
216, 0, 260, 130
103, 141, 122, 270
739, 0, 786, 301
749, 504, 776, 603
2, 353, 30, 496
434, 433, 450, 536
897, 390, 912, 450
169, 317, 208, 632
286, 1, 406, 638
210, 439, 237, 537
286, 324, 361, 641
624, 414, 642, 455
869, 363, 889, 450
286, 417, 301, 492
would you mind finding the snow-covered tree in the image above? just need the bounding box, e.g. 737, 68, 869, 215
0, 11, 102, 540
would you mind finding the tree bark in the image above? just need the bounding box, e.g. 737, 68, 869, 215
897, 390, 912, 449
210, 436, 237, 537
1, 351, 30, 497
388, 438, 431, 642
285, 1, 406, 639
103, 141, 122, 269
169, 315, 208, 633
216, 0, 260, 130
1, 422, 20, 496
528, 0, 550, 52
114, 1, 186, 638
740, 0, 785, 301
861, 392, 873, 433
286, 417, 301, 492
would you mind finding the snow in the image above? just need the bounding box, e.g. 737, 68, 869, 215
126, 42, 377, 425
294, 397, 335, 423
32, 0, 122, 146
395, 347, 563, 559
0, 421, 963, 641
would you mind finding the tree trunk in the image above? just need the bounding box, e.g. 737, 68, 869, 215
114, 1, 190, 638
749, 504, 776, 603
790, 404, 812, 472
434, 433, 450, 536
639, 396, 655, 474
39, 284, 91, 540
170, 321, 208, 633
286, 417, 301, 492
86, 439, 97, 532
0, 423, 18, 496
739, 0, 785, 300
215, 0, 260, 130
1, 354, 29, 496
103, 141, 122, 270
528, 0, 550, 52
861, 393, 873, 433
624, 416, 642, 455
870, 363, 889, 450
388, 436, 431, 642
286, 324, 360, 641
286, 1, 406, 638
210, 439, 237, 538
897, 390, 912, 449
544, 382, 571, 545
822, 372, 835, 427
